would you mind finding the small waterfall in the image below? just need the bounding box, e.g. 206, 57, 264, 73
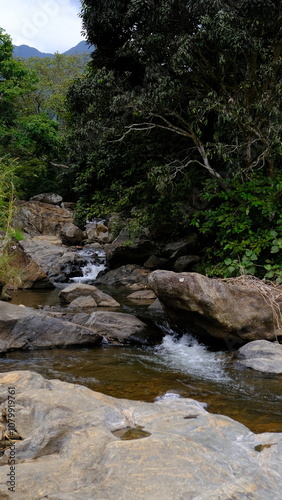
70, 247, 106, 284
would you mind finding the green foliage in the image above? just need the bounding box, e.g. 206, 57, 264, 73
191, 175, 282, 281
22, 53, 90, 120
0, 157, 21, 287
63, 1, 282, 282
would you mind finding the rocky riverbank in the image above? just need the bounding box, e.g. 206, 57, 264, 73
0, 370, 281, 500
1, 193, 281, 370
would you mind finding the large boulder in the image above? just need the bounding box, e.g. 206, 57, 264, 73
6, 240, 53, 289
148, 270, 282, 342
20, 238, 79, 283
0, 301, 102, 353
60, 222, 84, 245
13, 200, 73, 237
0, 371, 282, 500
162, 235, 198, 259
106, 237, 157, 268
59, 283, 120, 307
237, 340, 282, 373
95, 264, 150, 287
75, 310, 160, 344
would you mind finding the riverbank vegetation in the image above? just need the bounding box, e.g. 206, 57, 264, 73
1, 0, 282, 281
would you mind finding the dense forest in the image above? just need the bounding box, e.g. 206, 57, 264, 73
1, 0, 282, 281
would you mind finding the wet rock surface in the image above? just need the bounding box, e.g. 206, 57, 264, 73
0, 371, 281, 500
237, 340, 282, 373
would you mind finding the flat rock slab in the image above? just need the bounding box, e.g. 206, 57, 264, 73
0, 371, 281, 499
0, 301, 102, 353
237, 340, 282, 373
59, 283, 120, 307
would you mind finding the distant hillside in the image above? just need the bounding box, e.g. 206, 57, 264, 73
13, 41, 93, 59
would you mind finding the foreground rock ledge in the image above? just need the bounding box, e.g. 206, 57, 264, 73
0, 371, 281, 500
148, 270, 282, 342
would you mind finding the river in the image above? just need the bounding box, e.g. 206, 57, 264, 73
1, 287, 281, 434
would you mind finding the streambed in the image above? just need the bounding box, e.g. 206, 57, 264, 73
2, 287, 282, 434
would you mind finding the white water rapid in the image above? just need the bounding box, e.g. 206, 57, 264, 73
70, 248, 106, 283
153, 332, 230, 382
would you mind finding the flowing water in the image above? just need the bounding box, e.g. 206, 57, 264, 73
3, 284, 282, 435
70, 247, 106, 283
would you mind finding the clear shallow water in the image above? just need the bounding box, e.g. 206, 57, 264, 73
4, 289, 282, 434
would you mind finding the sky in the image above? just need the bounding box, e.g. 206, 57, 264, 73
0, 0, 85, 53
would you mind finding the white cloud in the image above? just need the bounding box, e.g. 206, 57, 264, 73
1, 0, 84, 53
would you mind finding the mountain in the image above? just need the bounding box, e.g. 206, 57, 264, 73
13, 41, 93, 59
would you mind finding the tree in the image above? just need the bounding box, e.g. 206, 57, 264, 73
78, 0, 282, 180
23, 52, 90, 122
0, 28, 37, 139
65, 1, 282, 271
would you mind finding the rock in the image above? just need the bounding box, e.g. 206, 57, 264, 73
20, 238, 78, 283
59, 283, 120, 307
163, 235, 197, 259
60, 222, 84, 245
0, 301, 102, 353
172, 254, 200, 272
95, 264, 150, 287
13, 201, 73, 237
106, 237, 157, 267
107, 213, 125, 242
127, 289, 157, 301
83, 310, 151, 343
32, 235, 62, 245
85, 220, 109, 243
237, 340, 282, 373
60, 201, 76, 211
148, 271, 282, 342
29, 192, 63, 205
6, 240, 53, 289
68, 295, 97, 310
148, 298, 165, 312
143, 255, 169, 269
0, 371, 282, 500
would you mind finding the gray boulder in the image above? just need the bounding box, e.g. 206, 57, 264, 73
0, 370, 281, 500
68, 295, 97, 310
0, 301, 102, 353
60, 222, 84, 245
84, 310, 151, 343
30, 192, 63, 205
95, 264, 150, 287
148, 270, 282, 342
59, 283, 120, 307
13, 200, 73, 237
20, 237, 78, 283
237, 340, 282, 373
